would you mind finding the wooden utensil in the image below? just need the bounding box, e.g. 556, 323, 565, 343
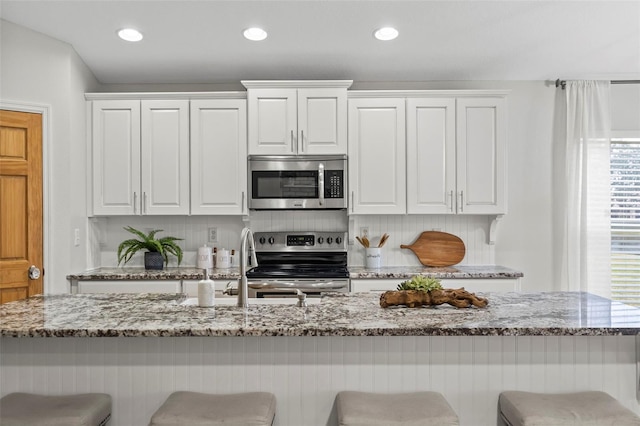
378, 233, 389, 248
400, 231, 465, 267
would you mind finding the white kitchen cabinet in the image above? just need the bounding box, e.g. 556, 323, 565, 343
350, 278, 520, 293
91, 99, 190, 215
456, 97, 507, 214
406, 96, 507, 214
348, 98, 406, 214
91, 100, 141, 215
75, 280, 182, 294
243, 81, 351, 155
406, 98, 456, 214
190, 99, 247, 214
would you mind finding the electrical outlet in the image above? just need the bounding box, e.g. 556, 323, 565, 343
74, 228, 80, 247
360, 227, 369, 238
208, 227, 217, 243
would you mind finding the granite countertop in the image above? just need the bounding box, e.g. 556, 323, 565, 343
67, 267, 241, 281
2, 292, 638, 338
349, 265, 523, 279
67, 265, 522, 281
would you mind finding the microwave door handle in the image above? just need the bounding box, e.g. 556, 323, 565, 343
318, 162, 325, 206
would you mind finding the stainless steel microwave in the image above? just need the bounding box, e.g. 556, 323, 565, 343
248, 155, 347, 210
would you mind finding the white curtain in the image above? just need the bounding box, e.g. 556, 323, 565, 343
555, 81, 612, 296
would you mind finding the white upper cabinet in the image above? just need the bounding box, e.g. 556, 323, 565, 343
406, 98, 456, 214
141, 100, 190, 215
190, 99, 247, 215
91, 100, 141, 215
90, 98, 190, 215
348, 98, 406, 214
456, 97, 506, 214
243, 81, 351, 155
352, 90, 508, 216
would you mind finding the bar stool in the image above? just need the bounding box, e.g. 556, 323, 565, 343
149, 391, 276, 426
499, 390, 640, 425
0, 392, 111, 426
336, 391, 459, 426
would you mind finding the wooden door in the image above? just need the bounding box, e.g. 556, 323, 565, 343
0, 110, 43, 303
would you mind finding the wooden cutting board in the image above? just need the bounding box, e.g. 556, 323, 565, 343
400, 231, 465, 267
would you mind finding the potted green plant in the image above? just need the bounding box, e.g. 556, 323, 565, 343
117, 226, 183, 270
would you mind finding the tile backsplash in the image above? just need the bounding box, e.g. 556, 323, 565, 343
89, 212, 495, 269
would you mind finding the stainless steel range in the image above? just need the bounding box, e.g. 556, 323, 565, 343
245, 231, 350, 297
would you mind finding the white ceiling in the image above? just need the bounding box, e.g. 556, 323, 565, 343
1, 0, 639, 85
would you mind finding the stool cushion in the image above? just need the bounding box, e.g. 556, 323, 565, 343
336, 391, 459, 426
149, 391, 276, 426
499, 391, 640, 426
0, 392, 111, 426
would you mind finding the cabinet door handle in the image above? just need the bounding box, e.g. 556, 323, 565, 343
290, 130, 295, 153
351, 191, 354, 213
241, 191, 245, 214
300, 130, 304, 153
448, 190, 454, 213
133, 192, 137, 214
143, 192, 147, 214
458, 191, 464, 213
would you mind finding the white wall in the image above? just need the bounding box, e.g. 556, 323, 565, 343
0, 19, 100, 293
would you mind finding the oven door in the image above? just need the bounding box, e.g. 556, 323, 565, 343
247, 278, 350, 297
248, 155, 347, 210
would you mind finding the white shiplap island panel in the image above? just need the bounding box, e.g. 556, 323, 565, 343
1, 335, 637, 426
2, 292, 640, 425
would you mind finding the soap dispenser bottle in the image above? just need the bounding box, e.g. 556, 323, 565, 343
198, 268, 215, 307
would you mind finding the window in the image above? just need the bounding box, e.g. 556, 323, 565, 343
611, 139, 640, 306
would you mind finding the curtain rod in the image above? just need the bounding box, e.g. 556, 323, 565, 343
555, 79, 640, 90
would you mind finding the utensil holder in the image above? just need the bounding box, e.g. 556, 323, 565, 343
365, 247, 382, 269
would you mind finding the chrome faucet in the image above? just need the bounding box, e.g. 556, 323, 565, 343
238, 227, 258, 307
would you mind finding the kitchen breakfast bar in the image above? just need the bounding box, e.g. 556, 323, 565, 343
2, 291, 640, 425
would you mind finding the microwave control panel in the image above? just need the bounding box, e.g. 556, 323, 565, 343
325, 170, 344, 199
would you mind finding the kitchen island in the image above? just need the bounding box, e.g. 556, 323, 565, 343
2, 292, 639, 425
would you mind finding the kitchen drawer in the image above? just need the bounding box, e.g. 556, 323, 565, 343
350, 278, 521, 293
75, 280, 182, 294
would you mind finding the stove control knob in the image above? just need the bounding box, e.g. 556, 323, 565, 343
317, 237, 324, 244
336, 236, 342, 244
268, 237, 275, 245
259, 237, 266, 245
327, 237, 333, 244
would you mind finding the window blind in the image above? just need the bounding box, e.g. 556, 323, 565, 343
611, 140, 640, 306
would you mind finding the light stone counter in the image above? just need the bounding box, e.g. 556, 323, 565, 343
348, 265, 523, 279
1, 291, 638, 338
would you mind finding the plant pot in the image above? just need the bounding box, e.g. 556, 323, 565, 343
144, 252, 164, 270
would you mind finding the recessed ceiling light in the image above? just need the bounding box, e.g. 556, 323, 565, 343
243, 27, 268, 41
117, 28, 143, 42
374, 27, 399, 41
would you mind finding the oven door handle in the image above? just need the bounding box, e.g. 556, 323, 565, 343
318, 162, 325, 206
248, 281, 347, 290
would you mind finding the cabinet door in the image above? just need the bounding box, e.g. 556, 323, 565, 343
91, 100, 141, 215
456, 97, 507, 214
141, 100, 190, 215
297, 88, 347, 154
190, 99, 247, 214
407, 98, 456, 214
348, 98, 406, 214
247, 89, 297, 155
